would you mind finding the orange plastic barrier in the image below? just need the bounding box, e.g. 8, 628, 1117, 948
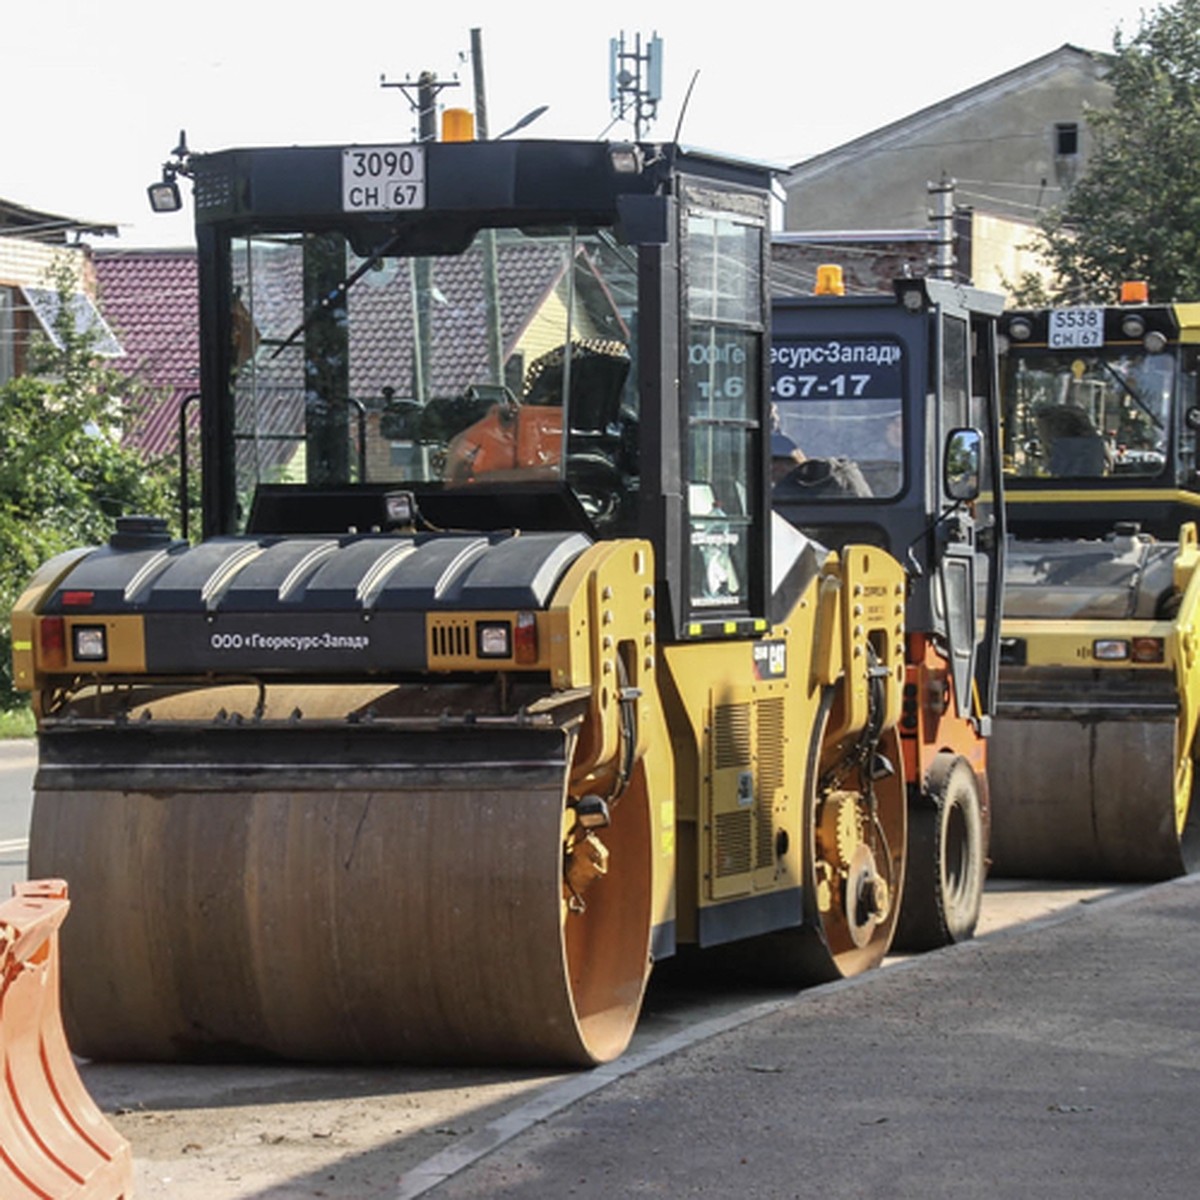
0, 880, 132, 1198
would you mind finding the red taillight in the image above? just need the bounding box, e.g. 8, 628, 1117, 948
514, 611, 538, 664
1132, 637, 1165, 663
61, 590, 95, 608
39, 617, 66, 670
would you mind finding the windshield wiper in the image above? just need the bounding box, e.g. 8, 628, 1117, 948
1094, 356, 1166, 429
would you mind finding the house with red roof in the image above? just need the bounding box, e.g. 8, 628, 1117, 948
91, 237, 628, 478
91, 248, 199, 460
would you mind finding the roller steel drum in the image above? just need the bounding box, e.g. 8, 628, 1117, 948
989, 713, 1200, 880
29, 724, 653, 1066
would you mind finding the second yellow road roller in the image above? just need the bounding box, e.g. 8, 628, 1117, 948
993, 286, 1200, 879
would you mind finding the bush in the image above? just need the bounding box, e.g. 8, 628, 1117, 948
0, 260, 176, 709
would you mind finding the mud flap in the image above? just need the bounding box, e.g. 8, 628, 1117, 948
0, 880, 133, 1198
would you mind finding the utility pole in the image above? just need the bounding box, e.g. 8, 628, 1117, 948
609, 31, 663, 140
471, 28, 505, 389
470, 29, 489, 139
381, 70, 461, 399
928, 175, 957, 281
380, 70, 460, 141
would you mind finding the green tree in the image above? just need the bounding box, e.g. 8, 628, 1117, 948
1028, 0, 1200, 304
0, 258, 176, 708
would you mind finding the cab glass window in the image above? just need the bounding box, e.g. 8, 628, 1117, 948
225, 227, 639, 531
683, 205, 764, 612
1000, 345, 1172, 480
769, 338, 905, 499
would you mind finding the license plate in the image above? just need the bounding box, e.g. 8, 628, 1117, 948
342, 146, 425, 212
1047, 306, 1103, 348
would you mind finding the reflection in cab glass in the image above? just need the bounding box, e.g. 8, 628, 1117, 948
228, 228, 640, 533
683, 208, 763, 611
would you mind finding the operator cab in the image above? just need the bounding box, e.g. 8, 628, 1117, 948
999, 290, 1200, 539
769, 271, 1006, 731
770, 275, 1003, 586
187, 138, 778, 642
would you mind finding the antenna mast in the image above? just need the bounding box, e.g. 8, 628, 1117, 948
609, 31, 663, 140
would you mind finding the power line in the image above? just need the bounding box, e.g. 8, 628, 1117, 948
955, 188, 1052, 215
953, 177, 1063, 192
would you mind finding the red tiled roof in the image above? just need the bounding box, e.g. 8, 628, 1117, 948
92, 237, 626, 462
93, 249, 199, 458
237, 238, 582, 399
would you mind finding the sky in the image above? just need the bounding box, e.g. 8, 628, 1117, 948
2, 0, 1160, 248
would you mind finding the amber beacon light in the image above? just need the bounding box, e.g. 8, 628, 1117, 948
814, 264, 846, 296
442, 108, 475, 142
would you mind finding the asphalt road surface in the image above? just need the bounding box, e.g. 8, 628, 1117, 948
0, 739, 1141, 1199
76, 879, 1127, 1199
0, 738, 34, 897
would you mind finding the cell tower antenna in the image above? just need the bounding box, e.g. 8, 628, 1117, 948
609, 31, 663, 140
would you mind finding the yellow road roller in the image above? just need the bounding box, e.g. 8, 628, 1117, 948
993, 288, 1200, 879
12, 134, 913, 1066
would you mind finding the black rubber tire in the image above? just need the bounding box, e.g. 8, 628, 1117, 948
565, 453, 623, 525
892, 753, 985, 953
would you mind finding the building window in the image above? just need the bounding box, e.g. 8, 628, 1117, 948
1054, 122, 1081, 187
1055, 122, 1079, 157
